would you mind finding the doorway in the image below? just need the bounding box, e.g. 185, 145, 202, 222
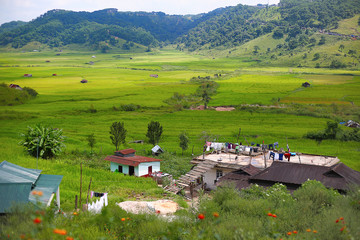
129, 166, 135, 176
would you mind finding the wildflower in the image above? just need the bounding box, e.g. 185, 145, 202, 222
156, 210, 161, 214
272, 214, 277, 218
306, 229, 311, 232
340, 217, 344, 220
33, 217, 42, 224
121, 218, 126, 221
340, 226, 346, 232
287, 232, 292, 236
267, 212, 273, 216
53, 229, 67, 235
73, 212, 78, 215
66, 237, 74, 240
213, 212, 219, 218
336, 219, 339, 223
198, 213, 205, 220
313, 230, 317, 233
20, 234, 26, 239
293, 230, 297, 234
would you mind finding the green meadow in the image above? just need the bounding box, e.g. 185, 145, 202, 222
0, 48, 360, 211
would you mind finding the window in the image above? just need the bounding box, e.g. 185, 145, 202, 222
216, 169, 223, 179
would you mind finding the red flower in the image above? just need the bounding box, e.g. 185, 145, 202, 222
287, 232, 292, 236
53, 229, 67, 235
272, 214, 277, 218
33, 217, 42, 224
121, 218, 126, 221
340, 217, 344, 220
340, 226, 346, 232
213, 212, 219, 218
293, 230, 298, 234
66, 237, 74, 240
198, 213, 205, 220
156, 210, 161, 214
20, 234, 25, 239
267, 213, 273, 216
336, 219, 339, 223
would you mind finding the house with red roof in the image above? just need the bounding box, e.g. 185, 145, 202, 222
105, 149, 161, 177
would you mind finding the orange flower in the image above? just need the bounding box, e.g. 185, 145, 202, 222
340, 226, 346, 232
340, 217, 344, 220
293, 230, 298, 234
198, 213, 205, 220
313, 230, 317, 233
33, 217, 42, 224
287, 232, 292, 236
272, 214, 277, 218
212, 212, 219, 218
267, 213, 273, 216
121, 218, 126, 221
73, 212, 78, 215
306, 229, 311, 232
20, 234, 26, 239
66, 237, 74, 240
336, 219, 339, 223
53, 229, 67, 235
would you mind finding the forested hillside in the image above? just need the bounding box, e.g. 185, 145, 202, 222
0, 0, 359, 55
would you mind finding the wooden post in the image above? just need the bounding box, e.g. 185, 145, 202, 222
79, 163, 82, 208
263, 151, 267, 168
86, 177, 92, 205
192, 145, 194, 155
75, 195, 78, 210
237, 128, 241, 143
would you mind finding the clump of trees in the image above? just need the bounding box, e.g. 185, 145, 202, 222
179, 132, 189, 155
305, 121, 360, 143
19, 124, 65, 159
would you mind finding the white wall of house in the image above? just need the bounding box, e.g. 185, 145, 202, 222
138, 162, 160, 176
203, 167, 233, 190
110, 162, 160, 176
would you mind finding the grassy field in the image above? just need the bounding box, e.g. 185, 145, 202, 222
0, 48, 360, 213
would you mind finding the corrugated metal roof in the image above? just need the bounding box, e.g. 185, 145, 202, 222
250, 161, 360, 191
29, 174, 63, 206
216, 165, 262, 189
0, 161, 41, 184
105, 155, 161, 167
116, 149, 136, 155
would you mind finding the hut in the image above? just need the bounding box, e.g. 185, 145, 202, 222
24, 74, 32, 77
0, 161, 63, 213
52, 74, 57, 76
302, 82, 311, 87
81, 79, 88, 83
105, 149, 161, 177
150, 74, 158, 78
151, 145, 164, 156
9, 84, 23, 90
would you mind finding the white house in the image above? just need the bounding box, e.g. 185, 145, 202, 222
105, 149, 161, 177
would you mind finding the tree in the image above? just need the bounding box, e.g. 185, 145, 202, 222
313, 53, 320, 60
87, 133, 96, 153
146, 121, 163, 146
179, 132, 189, 155
109, 122, 127, 151
19, 124, 65, 159
318, 36, 326, 45
338, 44, 345, 52
253, 45, 260, 54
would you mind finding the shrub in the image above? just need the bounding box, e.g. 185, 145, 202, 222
23, 87, 38, 97
119, 104, 140, 111
19, 124, 65, 159
330, 60, 347, 69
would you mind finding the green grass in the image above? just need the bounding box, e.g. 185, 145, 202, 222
0, 48, 360, 213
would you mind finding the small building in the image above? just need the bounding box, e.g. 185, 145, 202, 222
302, 82, 311, 87
81, 79, 88, 83
0, 161, 62, 213
218, 161, 360, 193
151, 145, 164, 156
9, 84, 23, 90
52, 74, 57, 76
105, 149, 161, 177
24, 74, 32, 77
150, 74, 158, 78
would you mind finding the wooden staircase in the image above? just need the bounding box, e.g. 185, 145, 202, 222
164, 160, 217, 194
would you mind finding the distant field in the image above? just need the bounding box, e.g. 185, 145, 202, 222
0, 49, 360, 208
